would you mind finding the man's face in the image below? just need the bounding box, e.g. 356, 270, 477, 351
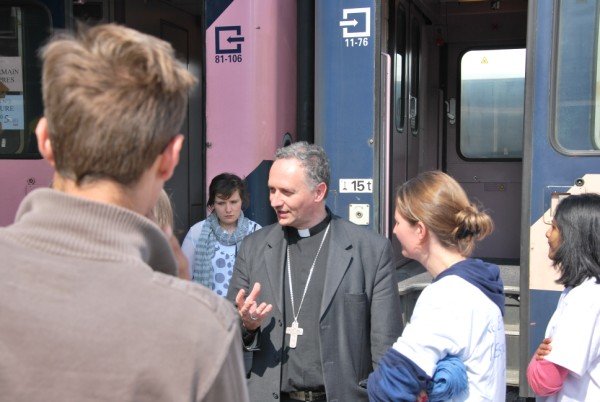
268, 158, 322, 229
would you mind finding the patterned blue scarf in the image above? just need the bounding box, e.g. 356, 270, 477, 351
192, 211, 251, 289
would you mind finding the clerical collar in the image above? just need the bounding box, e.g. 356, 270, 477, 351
293, 209, 332, 238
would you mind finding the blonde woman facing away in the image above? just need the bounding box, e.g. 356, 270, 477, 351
368, 171, 506, 402
182, 173, 261, 295
148, 189, 190, 280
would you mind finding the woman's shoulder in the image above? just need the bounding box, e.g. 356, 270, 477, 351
567, 278, 600, 303
246, 219, 262, 232
190, 219, 208, 230
184, 219, 208, 240
425, 275, 502, 315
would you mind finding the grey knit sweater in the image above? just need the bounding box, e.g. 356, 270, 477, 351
0, 188, 249, 402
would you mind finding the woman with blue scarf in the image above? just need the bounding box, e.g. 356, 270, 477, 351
182, 173, 261, 296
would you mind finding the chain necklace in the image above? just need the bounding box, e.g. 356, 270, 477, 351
285, 224, 330, 348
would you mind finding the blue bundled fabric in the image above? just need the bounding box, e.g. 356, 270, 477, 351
428, 355, 468, 401
367, 348, 430, 402
367, 349, 468, 402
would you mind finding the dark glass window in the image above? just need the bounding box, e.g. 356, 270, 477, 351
394, 6, 406, 133
409, 17, 420, 136
0, 5, 51, 158
460, 48, 526, 158
554, 0, 600, 152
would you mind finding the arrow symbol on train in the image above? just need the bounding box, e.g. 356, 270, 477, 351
227, 36, 244, 44
339, 19, 358, 27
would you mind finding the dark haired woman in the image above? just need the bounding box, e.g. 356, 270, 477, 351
368, 171, 505, 401
527, 193, 600, 401
182, 173, 261, 296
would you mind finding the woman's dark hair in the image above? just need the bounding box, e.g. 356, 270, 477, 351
553, 193, 600, 287
207, 173, 249, 208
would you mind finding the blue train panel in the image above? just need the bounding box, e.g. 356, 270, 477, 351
525, 0, 600, 391
529, 0, 599, 224
315, 0, 377, 227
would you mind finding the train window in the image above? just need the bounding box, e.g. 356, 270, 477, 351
409, 17, 420, 136
72, 1, 111, 25
0, 4, 51, 159
554, 0, 600, 153
459, 48, 525, 159
394, 6, 406, 134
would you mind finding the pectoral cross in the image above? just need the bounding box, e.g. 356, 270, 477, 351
285, 320, 303, 348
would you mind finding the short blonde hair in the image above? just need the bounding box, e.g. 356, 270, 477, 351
395, 171, 493, 256
40, 23, 197, 185
149, 189, 174, 229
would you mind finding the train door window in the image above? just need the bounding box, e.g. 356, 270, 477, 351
459, 48, 526, 159
72, 0, 112, 25
554, 0, 600, 153
394, 6, 406, 134
409, 16, 420, 136
0, 4, 51, 158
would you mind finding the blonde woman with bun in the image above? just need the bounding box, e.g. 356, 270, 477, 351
368, 171, 506, 402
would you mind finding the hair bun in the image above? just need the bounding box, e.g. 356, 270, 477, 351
456, 226, 479, 239
455, 204, 493, 241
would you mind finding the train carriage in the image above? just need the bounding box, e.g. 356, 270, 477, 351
1, 0, 600, 398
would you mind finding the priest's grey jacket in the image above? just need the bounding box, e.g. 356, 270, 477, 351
227, 215, 403, 402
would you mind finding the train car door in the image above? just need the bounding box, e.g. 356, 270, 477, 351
520, 0, 600, 396
442, 3, 527, 388
443, 3, 527, 263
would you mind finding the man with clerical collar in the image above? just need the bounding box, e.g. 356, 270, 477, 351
227, 141, 403, 402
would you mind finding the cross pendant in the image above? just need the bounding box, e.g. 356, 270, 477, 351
285, 320, 303, 348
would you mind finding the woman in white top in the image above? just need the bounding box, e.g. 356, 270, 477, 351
527, 193, 600, 401
368, 171, 506, 402
182, 173, 261, 296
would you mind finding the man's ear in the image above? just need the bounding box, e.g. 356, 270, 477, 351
314, 182, 327, 202
35, 117, 55, 167
157, 134, 184, 181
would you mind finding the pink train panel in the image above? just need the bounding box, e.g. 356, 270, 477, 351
205, 0, 297, 186
0, 160, 53, 226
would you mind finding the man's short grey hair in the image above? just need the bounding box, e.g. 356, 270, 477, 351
275, 141, 330, 193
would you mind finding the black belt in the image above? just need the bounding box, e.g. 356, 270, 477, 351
285, 390, 327, 401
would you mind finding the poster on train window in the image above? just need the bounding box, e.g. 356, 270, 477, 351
0, 95, 24, 130
0, 57, 23, 93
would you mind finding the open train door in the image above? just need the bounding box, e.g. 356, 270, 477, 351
521, 0, 600, 397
